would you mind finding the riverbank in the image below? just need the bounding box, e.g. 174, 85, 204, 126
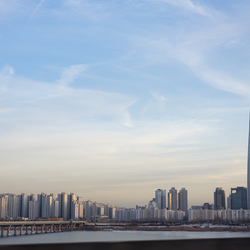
85, 224, 250, 232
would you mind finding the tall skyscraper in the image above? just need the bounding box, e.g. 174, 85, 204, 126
155, 189, 166, 209
61, 192, 68, 220
168, 187, 177, 210
21, 193, 29, 218
178, 188, 188, 213
247, 114, 250, 209
214, 187, 225, 210
231, 187, 247, 210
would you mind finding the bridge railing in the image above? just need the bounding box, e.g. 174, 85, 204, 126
0, 238, 250, 250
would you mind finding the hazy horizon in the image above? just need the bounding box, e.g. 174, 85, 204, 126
1, 0, 250, 208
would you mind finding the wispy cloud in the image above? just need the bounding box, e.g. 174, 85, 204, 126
130, 1, 250, 98
0, 66, 15, 75
30, 0, 46, 18
152, 0, 211, 17
57, 64, 89, 87
56, 0, 106, 21
0, 65, 136, 129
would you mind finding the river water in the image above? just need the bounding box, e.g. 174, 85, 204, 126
1, 230, 250, 245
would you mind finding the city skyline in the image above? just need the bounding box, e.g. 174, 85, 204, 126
0, 185, 242, 211
0, 186, 248, 223
1, 1, 250, 207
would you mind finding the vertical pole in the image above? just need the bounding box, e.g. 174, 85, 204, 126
14, 226, 17, 236
1, 227, 4, 237
26, 226, 29, 235
41, 225, 45, 234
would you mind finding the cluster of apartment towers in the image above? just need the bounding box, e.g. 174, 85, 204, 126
0, 188, 187, 222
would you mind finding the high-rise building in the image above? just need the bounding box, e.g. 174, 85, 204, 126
54, 199, 59, 218
84, 200, 92, 220
60, 192, 68, 220
41, 193, 48, 218
155, 189, 166, 209
47, 194, 53, 218
21, 193, 29, 218
178, 188, 188, 213
227, 195, 231, 209
168, 187, 177, 210
247, 114, 250, 209
8, 194, 19, 219
69, 193, 77, 219
214, 187, 225, 210
0, 195, 7, 219
148, 198, 157, 209
231, 187, 247, 210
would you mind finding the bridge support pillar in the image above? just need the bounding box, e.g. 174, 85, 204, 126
14, 226, 17, 236
45, 225, 48, 233
36, 225, 39, 234
41, 225, 45, 234
20, 225, 24, 235
31, 225, 35, 234
50, 225, 54, 233
7, 226, 11, 237
58, 224, 61, 232
1, 227, 4, 237
26, 226, 29, 235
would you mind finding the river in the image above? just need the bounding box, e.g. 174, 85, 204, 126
0, 230, 250, 245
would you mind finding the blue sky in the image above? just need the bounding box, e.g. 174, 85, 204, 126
0, 0, 250, 207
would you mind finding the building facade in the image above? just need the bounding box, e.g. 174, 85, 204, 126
155, 189, 166, 209
231, 187, 247, 210
168, 187, 177, 210
214, 187, 225, 210
178, 188, 188, 213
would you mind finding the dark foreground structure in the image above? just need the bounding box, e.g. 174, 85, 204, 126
0, 238, 250, 250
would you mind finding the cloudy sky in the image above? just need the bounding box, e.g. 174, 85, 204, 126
0, 0, 250, 208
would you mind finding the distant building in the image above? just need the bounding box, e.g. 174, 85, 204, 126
0, 195, 7, 219
57, 192, 68, 220
178, 188, 188, 213
155, 189, 166, 209
231, 187, 247, 210
168, 187, 177, 210
148, 198, 157, 209
191, 205, 202, 210
202, 203, 213, 210
214, 187, 225, 210
21, 193, 29, 218
227, 195, 231, 209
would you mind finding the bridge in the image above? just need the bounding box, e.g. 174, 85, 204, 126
0, 221, 87, 237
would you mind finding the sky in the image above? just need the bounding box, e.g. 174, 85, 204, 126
0, 0, 250, 208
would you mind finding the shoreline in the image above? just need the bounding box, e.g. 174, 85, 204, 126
84, 225, 250, 232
